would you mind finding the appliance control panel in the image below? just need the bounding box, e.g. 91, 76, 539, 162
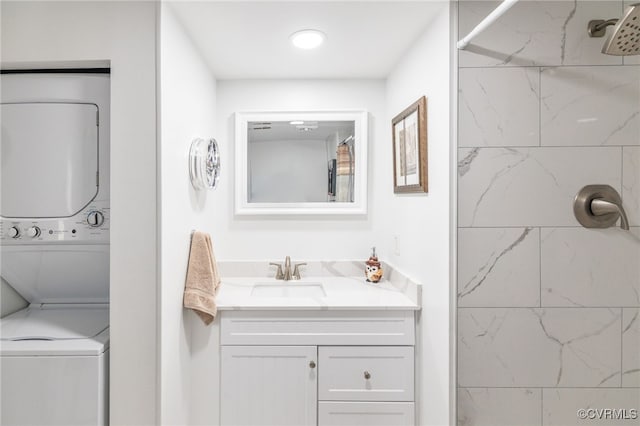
0, 200, 109, 244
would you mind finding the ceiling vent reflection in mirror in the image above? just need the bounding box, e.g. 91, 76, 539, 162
235, 111, 368, 215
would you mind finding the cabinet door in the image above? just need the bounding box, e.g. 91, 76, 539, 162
221, 346, 317, 426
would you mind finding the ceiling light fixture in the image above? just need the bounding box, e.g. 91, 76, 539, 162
296, 124, 318, 132
290, 29, 325, 49
289, 120, 304, 125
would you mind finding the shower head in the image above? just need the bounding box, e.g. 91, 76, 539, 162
603, 3, 640, 55
588, 3, 640, 56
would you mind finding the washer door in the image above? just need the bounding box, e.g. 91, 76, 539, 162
1, 102, 99, 218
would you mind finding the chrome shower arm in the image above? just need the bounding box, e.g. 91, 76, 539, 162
587, 18, 618, 37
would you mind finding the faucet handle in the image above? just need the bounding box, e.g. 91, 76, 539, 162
292, 263, 307, 280
574, 185, 630, 231
591, 198, 630, 230
269, 262, 284, 280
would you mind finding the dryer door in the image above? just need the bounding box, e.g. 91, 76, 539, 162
1, 102, 99, 218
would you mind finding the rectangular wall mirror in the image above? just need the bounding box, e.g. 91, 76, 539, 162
235, 111, 368, 215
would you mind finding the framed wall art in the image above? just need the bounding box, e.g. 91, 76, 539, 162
392, 96, 427, 194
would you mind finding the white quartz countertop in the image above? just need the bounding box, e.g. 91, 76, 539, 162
216, 276, 420, 311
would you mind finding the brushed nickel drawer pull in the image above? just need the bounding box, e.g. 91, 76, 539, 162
309, 361, 316, 369
364, 371, 371, 380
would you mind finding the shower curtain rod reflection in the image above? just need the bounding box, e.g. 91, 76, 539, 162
339, 135, 354, 145
457, 0, 520, 49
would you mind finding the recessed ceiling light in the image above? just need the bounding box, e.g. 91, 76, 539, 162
290, 29, 325, 49
290, 120, 304, 125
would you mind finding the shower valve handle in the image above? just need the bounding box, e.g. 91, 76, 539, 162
573, 185, 630, 231
590, 198, 629, 230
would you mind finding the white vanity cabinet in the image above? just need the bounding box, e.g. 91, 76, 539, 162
219, 310, 416, 426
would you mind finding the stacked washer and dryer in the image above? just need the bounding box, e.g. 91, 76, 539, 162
0, 72, 110, 425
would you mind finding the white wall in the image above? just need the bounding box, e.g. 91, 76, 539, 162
214, 79, 385, 261
158, 4, 219, 425
0, 2, 158, 424
384, 4, 451, 425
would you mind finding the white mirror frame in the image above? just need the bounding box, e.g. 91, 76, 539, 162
235, 110, 368, 215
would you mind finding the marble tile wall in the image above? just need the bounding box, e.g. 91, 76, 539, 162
623, 308, 640, 387
457, 1, 640, 425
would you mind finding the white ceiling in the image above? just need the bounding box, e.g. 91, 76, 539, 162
169, 1, 446, 79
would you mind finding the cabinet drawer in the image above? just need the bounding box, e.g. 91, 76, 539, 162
221, 311, 414, 345
319, 402, 414, 426
318, 346, 414, 402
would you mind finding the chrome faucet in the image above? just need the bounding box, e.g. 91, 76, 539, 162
269, 256, 307, 281
283, 256, 292, 281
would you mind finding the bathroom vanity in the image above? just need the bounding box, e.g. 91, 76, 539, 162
216, 268, 420, 426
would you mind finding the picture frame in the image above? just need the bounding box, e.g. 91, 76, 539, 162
392, 96, 428, 194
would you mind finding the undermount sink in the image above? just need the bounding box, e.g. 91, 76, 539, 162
251, 282, 326, 298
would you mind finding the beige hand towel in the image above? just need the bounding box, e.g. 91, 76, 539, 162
183, 231, 221, 325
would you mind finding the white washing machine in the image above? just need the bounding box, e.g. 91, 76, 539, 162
0, 72, 110, 426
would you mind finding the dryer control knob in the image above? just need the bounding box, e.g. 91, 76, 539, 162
87, 211, 105, 227
8, 226, 20, 239
26, 226, 41, 238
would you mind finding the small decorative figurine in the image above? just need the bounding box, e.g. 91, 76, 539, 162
365, 247, 384, 283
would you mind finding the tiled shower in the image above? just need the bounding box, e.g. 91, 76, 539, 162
456, 1, 640, 425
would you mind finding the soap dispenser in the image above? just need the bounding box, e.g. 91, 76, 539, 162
365, 247, 383, 283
